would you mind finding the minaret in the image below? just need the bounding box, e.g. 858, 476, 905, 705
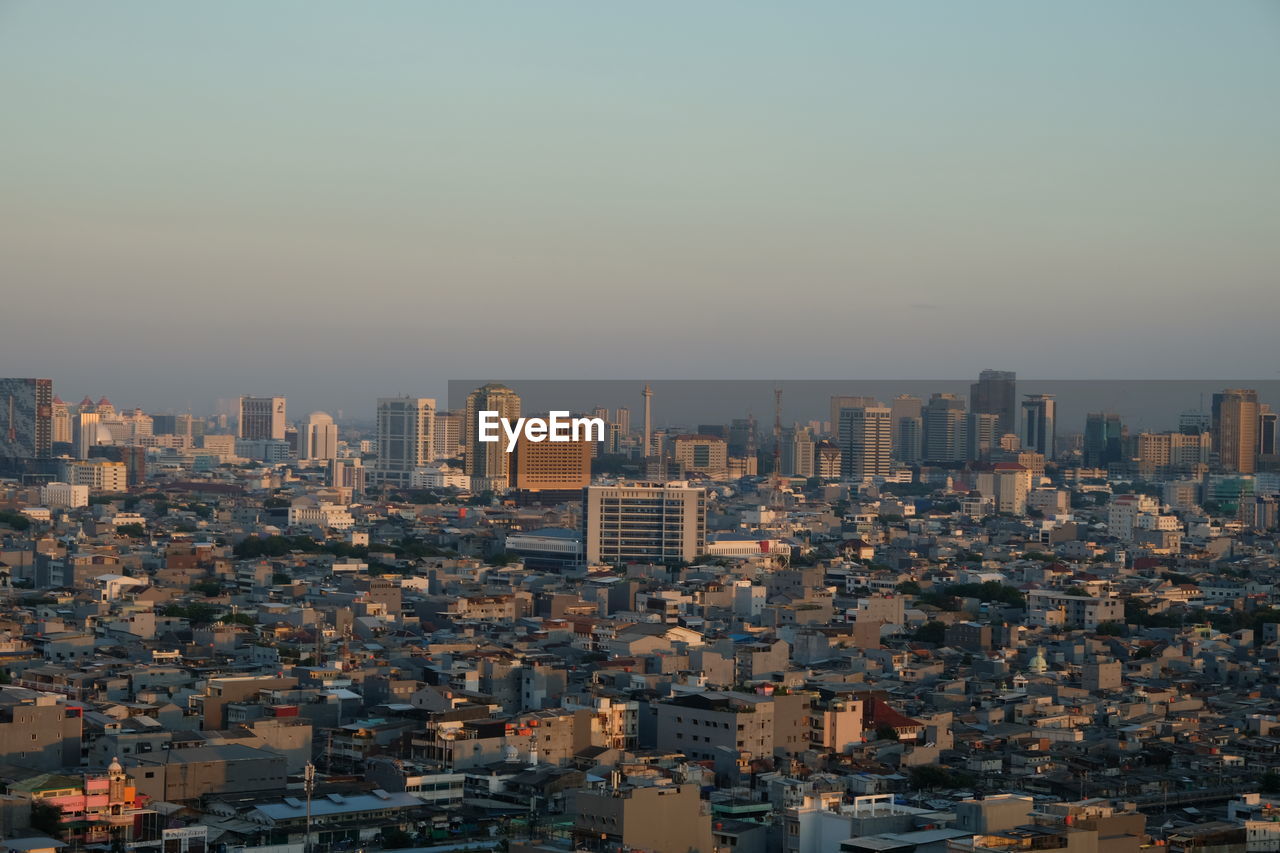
642, 384, 653, 458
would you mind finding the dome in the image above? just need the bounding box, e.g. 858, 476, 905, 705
109, 756, 123, 775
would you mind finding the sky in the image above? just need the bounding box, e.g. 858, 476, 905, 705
2, 1, 1278, 416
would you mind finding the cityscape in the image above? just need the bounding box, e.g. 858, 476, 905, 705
4, 2, 1278, 853
0, 373, 1277, 853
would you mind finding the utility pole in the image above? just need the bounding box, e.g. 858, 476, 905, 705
304, 761, 316, 853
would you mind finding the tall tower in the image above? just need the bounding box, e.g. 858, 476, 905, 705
464, 383, 521, 490
923, 393, 967, 464
1212, 388, 1260, 474
838, 402, 892, 482
300, 412, 339, 461
373, 397, 435, 487
970, 370, 1017, 437
642, 384, 653, 458
0, 378, 53, 468
1021, 394, 1057, 459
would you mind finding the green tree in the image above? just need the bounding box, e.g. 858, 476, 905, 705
912, 621, 947, 644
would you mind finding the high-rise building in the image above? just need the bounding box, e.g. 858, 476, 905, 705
838, 403, 892, 482
464, 383, 521, 490
51, 396, 72, 445
373, 397, 435, 488
967, 412, 1000, 462
830, 396, 878, 438
923, 394, 967, 464
329, 457, 366, 494
1084, 412, 1125, 469
641, 385, 654, 457
1021, 394, 1056, 459
238, 396, 286, 441
1179, 409, 1211, 435
510, 432, 592, 493
585, 482, 707, 565
969, 369, 1017, 437
1212, 388, 1260, 474
614, 407, 631, 438
1136, 431, 1211, 480
0, 378, 53, 468
782, 425, 815, 478
73, 411, 104, 460
897, 416, 923, 464
432, 411, 462, 462
889, 395, 923, 461
814, 441, 841, 479
1259, 405, 1279, 469
299, 412, 338, 461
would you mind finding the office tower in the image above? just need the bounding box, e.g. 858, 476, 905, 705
329, 457, 366, 494
1179, 409, 1210, 435
614, 407, 631, 438
238, 396, 286, 441
889, 395, 923, 461
782, 425, 815, 478
50, 397, 72, 445
432, 410, 462, 461
728, 418, 756, 458
73, 411, 104, 460
373, 397, 435, 488
61, 458, 128, 492
585, 482, 707, 565
897, 416, 923, 464
1212, 388, 1260, 474
923, 393, 967, 464
299, 412, 338, 461
1084, 412, 1125, 468
672, 435, 729, 478
1260, 405, 1279, 469
641, 385, 653, 457
830, 396, 877, 438
0, 378, 53, 467
838, 403, 892, 482
1136, 431, 1211, 480
90, 445, 146, 488
970, 369, 1017, 437
967, 412, 1000, 462
463, 383, 521, 489
510, 432, 592, 493
1021, 394, 1056, 459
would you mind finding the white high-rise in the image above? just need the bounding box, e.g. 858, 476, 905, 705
838, 403, 892, 482
300, 412, 339, 461
373, 397, 435, 487
239, 396, 287, 441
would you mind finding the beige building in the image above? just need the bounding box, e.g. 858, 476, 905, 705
839, 403, 892, 481
373, 397, 435, 488
238, 396, 286, 441
1213, 388, 1260, 474
672, 434, 729, 478
570, 783, 713, 853
511, 433, 591, 491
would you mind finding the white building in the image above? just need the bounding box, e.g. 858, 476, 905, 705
410, 465, 470, 490
1107, 494, 1160, 541
287, 500, 355, 531
40, 482, 89, 509
1027, 590, 1123, 630
238, 396, 287, 441
61, 459, 128, 493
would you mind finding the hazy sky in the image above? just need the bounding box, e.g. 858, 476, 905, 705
2, 1, 1277, 416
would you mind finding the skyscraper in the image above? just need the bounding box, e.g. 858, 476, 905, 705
1021, 394, 1056, 459
1259, 405, 1278, 468
838, 402, 892, 482
889, 395, 923, 461
238, 396, 286, 441
1083, 412, 1125, 469
969, 370, 1017, 438
432, 411, 462, 462
299, 412, 339, 461
0, 378, 53, 470
1212, 388, 1260, 474
510, 431, 592, 494
51, 397, 72, 446
373, 397, 435, 488
923, 393, 967, 464
966, 412, 1000, 462
464, 383, 521, 490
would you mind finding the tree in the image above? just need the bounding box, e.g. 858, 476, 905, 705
912, 621, 947, 644
896, 580, 922, 595
908, 765, 953, 790
378, 828, 412, 850
875, 724, 901, 741
30, 801, 61, 837
116, 523, 147, 538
